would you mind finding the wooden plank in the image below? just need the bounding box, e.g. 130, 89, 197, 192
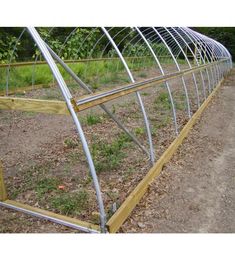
0, 97, 70, 115
0, 162, 7, 201
106, 79, 223, 233
3, 199, 100, 232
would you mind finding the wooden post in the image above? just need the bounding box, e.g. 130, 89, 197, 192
0, 162, 7, 201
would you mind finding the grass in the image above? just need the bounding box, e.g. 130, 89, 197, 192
138, 72, 147, 78
155, 92, 186, 111
134, 127, 145, 136
86, 114, 103, 125
35, 177, 59, 198
91, 133, 132, 173
155, 116, 172, 129
21, 111, 37, 117
0, 58, 187, 93
50, 190, 89, 215
7, 162, 53, 200
64, 137, 79, 149
141, 92, 150, 96
155, 92, 172, 110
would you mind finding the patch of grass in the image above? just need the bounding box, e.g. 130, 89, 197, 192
141, 92, 149, 96
155, 92, 172, 110
174, 94, 186, 111
10, 190, 20, 200
155, 116, 172, 129
35, 177, 59, 198
155, 92, 186, 112
81, 175, 92, 186
68, 151, 81, 163
86, 114, 102, 125
134, 127, 145, 136
64, 137, 79, 149
111, 104, 116, 114
50, 190, 89, 215
8, 161, 55, 200
91, 133, 132, 173
0, 58, 182, 93
138, 72, 147, 78
22, 111, 37, 117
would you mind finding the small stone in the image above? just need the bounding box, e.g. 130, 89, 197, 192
137, 222, 146, 229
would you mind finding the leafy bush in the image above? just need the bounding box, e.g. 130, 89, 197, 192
0, 35, 20, 63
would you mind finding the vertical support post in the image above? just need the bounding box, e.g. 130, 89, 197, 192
0, 162, 7, 201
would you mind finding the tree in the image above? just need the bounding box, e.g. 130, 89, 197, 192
194, 27, 235, 61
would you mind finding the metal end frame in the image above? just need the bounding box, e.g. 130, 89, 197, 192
0, 27, 231, 233
27, 27, 107, 233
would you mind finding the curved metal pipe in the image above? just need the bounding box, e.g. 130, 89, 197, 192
153, 27, 199, 111
27, 27, 107, 233
135, 27, 179, 135
102, 27, 155, 165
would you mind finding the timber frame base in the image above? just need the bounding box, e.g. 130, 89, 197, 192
0, 77, 224, 233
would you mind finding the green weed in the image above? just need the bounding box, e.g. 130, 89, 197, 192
35, 177, 59, 197
64, 137, 79, 149
86, 114, 102, 125
155, 92, 172, 110
91, 133, 131, 173
138, 72, 147, 78
141, 92, 149, 96
50, 190, 89, 215
134, 127, 145, 136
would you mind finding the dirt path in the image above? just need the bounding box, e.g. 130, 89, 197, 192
122, 71, 235, 233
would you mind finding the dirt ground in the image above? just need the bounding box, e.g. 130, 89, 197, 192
0, 68, 233, 233
122, 70, 235, 233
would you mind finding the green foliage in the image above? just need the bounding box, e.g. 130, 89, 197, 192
155, 92, 186, 111
123, 43, 148, 57
195, 27, 235, 61
0, 35, 20, 63
155, 92, 172, 110
138, 72, 147, 78
61, 28, 100, 60
86, 114, 102, 125
123, 42, 168, 57
134, 127, 145, 136
151, 42, 169, 56
36, 177, 59, 197
51, 190, 89, 215
91, 133, 131, 173
64, 137, 79, 149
